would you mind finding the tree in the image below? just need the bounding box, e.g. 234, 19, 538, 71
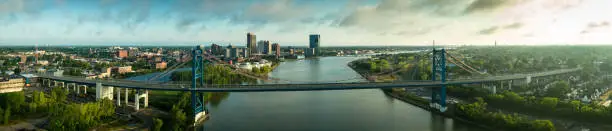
12, 68, 20, 75
529, 120, 555, 131
546, 81, 570, 98
153, 118, 163, 131
539, 97, 559, 110
170, 105, 187, 131
3, 106, 9, 124
0, 107, 3, 125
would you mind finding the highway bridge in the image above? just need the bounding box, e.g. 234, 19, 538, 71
35, 67, 580, 92
26, 46, 583, 124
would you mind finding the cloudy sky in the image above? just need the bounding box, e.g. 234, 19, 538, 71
0, 0, 611, 46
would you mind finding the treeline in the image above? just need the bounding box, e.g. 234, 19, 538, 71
384, 89, 555, 131
150, 91, 229, 131
352, 59, 391, 73
457, 98, 555, 131
251, 65, 274, 74
448, 86, 612, 124
47, 99, 115, 130
0, 87, 115, 130
170, 64, 256, 84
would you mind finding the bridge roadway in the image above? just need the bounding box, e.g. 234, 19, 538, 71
35, 68, 581, 92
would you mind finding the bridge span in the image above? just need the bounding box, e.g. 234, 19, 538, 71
28, 47, 583, 125
34, 67, 579, 92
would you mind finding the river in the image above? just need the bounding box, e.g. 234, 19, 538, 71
194, 57, 485, 131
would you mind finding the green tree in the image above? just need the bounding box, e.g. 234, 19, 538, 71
0, 107, 3, 125
546, 81, 570, 98
529, 120, 555, 131
153, 118, 163, 131
170, 105, 187, 131
12, 68, 20, 75
539, 97, 559, 110
3, 106, 9, 124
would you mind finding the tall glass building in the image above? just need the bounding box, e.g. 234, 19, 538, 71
309, 34, 320, 56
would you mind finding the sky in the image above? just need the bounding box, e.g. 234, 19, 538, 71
0, 0, 611, 46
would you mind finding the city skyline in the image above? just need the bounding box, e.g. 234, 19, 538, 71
1, 0, 612, 46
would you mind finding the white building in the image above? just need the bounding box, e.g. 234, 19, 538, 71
37, 60, 49, 65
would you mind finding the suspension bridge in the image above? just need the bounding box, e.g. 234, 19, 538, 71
29, 45, 581, 124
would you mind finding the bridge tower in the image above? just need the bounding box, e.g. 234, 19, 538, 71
192, 45, 207, 124
431, 48, 447, 112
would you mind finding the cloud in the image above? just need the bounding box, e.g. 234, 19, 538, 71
0, 0, 53, 23
463, 0, 510, 13
73, 0, 151, 32
503, 22, 523, 29
587, 21, 609, 28
478, 26, 498, 35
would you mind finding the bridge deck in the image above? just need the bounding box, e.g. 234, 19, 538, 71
35, 68, 580, 92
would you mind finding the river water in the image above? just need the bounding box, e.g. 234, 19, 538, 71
195, 57, 484, 131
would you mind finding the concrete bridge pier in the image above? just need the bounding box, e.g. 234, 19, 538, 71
134, 89, 149, 111
125, 88, 129, 106
74, 85, 81, 94
95, 83, 114, 100
71, 83, 76, 93
482, 83, 496, 94
508, 80, 513, 90
116, 88, 121, 106
135, 90, 139, 110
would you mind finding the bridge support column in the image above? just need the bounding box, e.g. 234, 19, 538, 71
76, 84, 80, 94
430, 48, 447, 112
192, 45, 208, 125
144, 90, 148, 108
95, 83, 114, 100
508, 80, 512, 90
84, 85, 87, 94
116, 88, 121, 106
135, 89, 140, 110
125, 88, 129, 106
492, 85, 497, 94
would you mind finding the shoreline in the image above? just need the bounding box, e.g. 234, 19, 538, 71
347, 61, 496, 130
381, 90, 496, 130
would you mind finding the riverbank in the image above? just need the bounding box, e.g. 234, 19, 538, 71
347, 57, 566, 131
382, 89, 496, 130
347, 61, 496, 130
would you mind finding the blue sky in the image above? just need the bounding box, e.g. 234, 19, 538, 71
1, 0, 611, 46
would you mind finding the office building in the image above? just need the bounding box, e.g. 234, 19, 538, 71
225, 45, 247, 59
247, 33, 257, 54
19, 55, 27, 64
156, 62, 167, 69
305, 48, 316, 57
272, 43, 280, 58
257, 40, 272, 55
113, 66, 133, 74
211, 44, 222, 55
309, 34, 320, 56
117, 50, 128, 58
240, 48, 249, 58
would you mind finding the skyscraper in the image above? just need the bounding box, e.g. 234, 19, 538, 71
211, 44, 222, 55
257, 40, 272, 55
309, 34, 320, 56
247, 33, 257, 54
272, 43, 280, 58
